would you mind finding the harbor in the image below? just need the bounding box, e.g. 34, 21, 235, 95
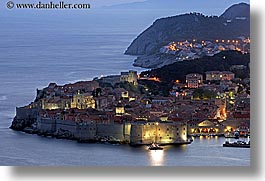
0, 125, 251, 166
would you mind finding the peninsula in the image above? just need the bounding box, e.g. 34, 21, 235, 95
125, 3, 250, 68
10, 3, 250, 145
10, 50, 250, 145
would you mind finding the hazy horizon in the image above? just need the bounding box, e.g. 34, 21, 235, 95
1, 0, 250, 14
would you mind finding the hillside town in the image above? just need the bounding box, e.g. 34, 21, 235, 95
11, 64, 250, 145
159, 37, 250, 61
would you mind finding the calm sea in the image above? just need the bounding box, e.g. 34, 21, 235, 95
0, 8, 250, 166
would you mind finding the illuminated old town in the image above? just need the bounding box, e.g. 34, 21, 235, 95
1, 0, 251, 167
11, 63, 250, 146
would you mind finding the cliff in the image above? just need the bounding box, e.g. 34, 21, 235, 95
125, 3, 250, 68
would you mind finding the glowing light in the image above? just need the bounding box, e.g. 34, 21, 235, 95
149, 150, 164, 166
148, 77, 160, 82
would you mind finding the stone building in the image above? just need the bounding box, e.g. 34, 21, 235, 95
71, 93, 95, 109
130, 121, 188, 145
186, 73, 203, 88
41, 97, 71, 110
205, 71, 235, 81
188, 119, 225, 135
120, 70, 138, 86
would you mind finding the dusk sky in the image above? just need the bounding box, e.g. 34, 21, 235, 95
0, 0, 249, 8
0, 0, 250, 13
89, 0, 249, 8
89, 0, 145, 7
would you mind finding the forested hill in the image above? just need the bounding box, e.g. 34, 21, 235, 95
140, 51, 250, 83
125, 3, 250, 56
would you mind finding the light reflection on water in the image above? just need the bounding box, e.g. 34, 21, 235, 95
148, 150, 164, 166
198, 135, 221, 143
147, 145, 188, 166
0, 10, 250, 166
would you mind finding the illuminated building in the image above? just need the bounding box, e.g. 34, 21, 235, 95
186, 73, 203, 88
71, 93, 95, 109
120, 70, 138, 85
115, 102, 125, 116
188, 120, 225, 135
205, 71, 235, 81
130, 121, 188, 145
41, 97, 71, 110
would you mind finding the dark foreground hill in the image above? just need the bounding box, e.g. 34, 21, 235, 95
140, 51, 250, 83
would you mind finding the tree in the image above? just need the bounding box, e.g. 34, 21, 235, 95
192, 88, 217, 100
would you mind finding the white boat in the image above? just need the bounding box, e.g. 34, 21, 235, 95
148, 143, 163, 150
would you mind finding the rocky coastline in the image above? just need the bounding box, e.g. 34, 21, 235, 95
133, 54, 176, 69
10, 116, 127, 144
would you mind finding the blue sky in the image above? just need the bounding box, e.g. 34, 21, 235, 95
0, 0, 249, 8
0, 0, 250, 18
90, 0, 249, 8
89, 0, 145, 7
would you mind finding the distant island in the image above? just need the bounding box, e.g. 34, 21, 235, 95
125, 3, 250, 68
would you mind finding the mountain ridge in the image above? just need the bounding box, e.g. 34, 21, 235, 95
124, 3, 250, 68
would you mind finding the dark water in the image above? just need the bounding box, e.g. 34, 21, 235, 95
0, 131, 250, 166
0, 8, 250, 166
